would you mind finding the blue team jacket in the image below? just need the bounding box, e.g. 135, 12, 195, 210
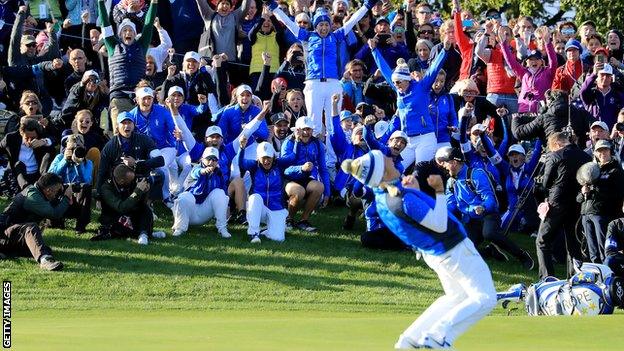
239, 155, 288, 211
280, 136, 330, 198
187, 165, 227, 204
375, 182, 466, 255
446, 164, 499, 220
217, 104, 268, 145
129, 105, 176, 149
330, 115, 368, 192
372, 46, 447, 137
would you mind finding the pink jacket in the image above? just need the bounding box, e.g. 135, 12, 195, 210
501, 41, 557, 113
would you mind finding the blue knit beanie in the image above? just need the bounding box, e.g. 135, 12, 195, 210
313, 8, 331, 28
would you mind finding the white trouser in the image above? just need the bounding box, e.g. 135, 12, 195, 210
172, 115, 196, 195
394, 239, 497, 348
303, 78, 343, 135
246, 193, 288, 242
172, 189, 229, 232
159, 147, 178, 199
400, 132, 437, 171
303, 79, 342, 172
175, 152, 193, 194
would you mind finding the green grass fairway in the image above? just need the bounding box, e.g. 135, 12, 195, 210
12, 310, 624, 351
2, 202, 622, 349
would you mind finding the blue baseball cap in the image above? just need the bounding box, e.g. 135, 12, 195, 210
117, 111, 134, 124
564, 39, 582, 52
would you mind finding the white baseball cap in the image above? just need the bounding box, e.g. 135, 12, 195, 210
507, 144, 526, 155
389, 130, 408, 142
257, 142, 276, 159
205, 125, 223, 137
202, 146, 219, 160
135, 87, 154, 99
82, 70, 99, 81
598, 63, 614, 76
236, 84, 253, 96
167, 86, 184, 97
292, 116, 314, 131
470, 123, 487, 134
374, 121, 389, 139
183, 51, 201, 63
590, 121, 609, 131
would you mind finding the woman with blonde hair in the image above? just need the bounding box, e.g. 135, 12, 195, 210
60, 109, 107, 185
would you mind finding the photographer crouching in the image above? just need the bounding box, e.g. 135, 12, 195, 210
48, 134, 93, 233
92, 164, 165, 245
0, 173, 69, 271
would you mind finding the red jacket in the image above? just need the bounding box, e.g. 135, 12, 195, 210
454, 12, 473, 80
551, 60, 583, 92
485, 46, 517, 95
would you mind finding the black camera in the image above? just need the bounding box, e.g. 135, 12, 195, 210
376, 34, 391, 48
136, 172, 163, 186
616, 122, 624, 132
64, 183, 82, 193
73, 146, 86, 159
290, 51, 304, 66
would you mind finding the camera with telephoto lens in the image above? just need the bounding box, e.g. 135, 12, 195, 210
136, 171, 163, 186
616, 123, 624, 132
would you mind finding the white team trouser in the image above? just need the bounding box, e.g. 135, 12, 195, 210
172, 115, 197, 195
172, 189, 229, 233
394, 239, 497, 348
303, 79, 342, 171
246, 193, 288, 242
174, 152, 193, 195
400, 132, 437, 171
159, 147, 178, 199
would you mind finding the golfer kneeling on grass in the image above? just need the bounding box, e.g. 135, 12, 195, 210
341, 150, 496, 349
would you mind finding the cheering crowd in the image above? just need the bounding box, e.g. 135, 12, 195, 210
1, 0, 624, 283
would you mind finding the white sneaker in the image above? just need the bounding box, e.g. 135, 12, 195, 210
172, 229, 185, 237
416, 335, 452, 349
219, 229, 231, 238
250, 234, 261, 244
152, 231, 166, 239
137, 233, 149, 245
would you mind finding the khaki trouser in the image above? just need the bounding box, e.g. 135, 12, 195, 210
0, 223, 51, 262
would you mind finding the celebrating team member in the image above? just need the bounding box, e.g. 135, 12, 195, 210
341, 151, 496, 349
237, 141, 289, 243
369, 34, 450, 169
171, 147, 230, 238
267, 0, 377, 135
280, 116, 330, 232
128, 85, 177, 203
